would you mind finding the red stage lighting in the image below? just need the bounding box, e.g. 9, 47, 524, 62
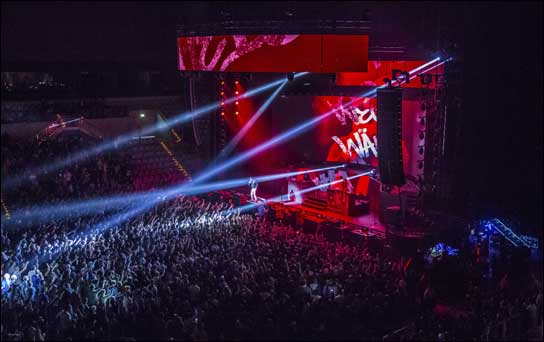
235, 80, 239, 85
235, 91, 239, 95
235, 111, 239, 115
235, 101, 239, 105
221, 91, 225, 96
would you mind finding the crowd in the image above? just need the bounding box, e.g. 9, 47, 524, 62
2, 192, 541, 341
1, 101, 47, 123
410, 255, 542, 341
1, 133, 132, 209
1, 136, 542, 341
2, 195, 416, 340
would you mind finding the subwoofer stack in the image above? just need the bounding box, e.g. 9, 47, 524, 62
377, 88, 405, 186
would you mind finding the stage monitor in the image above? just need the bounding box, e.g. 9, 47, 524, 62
177, 34, 368, 73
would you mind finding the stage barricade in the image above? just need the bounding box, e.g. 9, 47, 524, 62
285, 207, 301, 229
302, 215, 327, 235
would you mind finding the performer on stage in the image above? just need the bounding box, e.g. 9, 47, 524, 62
248, 177, 258, 202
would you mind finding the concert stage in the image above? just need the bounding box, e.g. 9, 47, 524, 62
267, 198, 386, 240
176, 32, 450, 247
209, 161, 431, 244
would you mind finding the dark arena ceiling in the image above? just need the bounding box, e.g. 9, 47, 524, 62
1, 1, 464, 70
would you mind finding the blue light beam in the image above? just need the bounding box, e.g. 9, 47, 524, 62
5, 165, 338, 225
217, 80, 288, 160
38, 58, 443, 233
234, 171, 372, 214
188, 58, 445, 190
2, 72, 309, 190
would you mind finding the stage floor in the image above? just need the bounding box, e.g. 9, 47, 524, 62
224, 187, 386, 238
267, 198, 387, 238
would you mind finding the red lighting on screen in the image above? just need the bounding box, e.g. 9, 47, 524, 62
335, 60, 445, 88
177, 34, 368, 72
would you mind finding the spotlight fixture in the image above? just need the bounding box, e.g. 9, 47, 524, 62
139, 113, 145, 118
235, 80, 239, 85
221, 112, 225, 116
221, 91, 225, 96
235, 111, 239, 115
235, 91, 239, 95
235, 101, 239, 105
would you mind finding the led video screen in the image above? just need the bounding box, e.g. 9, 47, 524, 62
234, 92, 423, 196
336, 60, 445, 88
177, 34, 368, 72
